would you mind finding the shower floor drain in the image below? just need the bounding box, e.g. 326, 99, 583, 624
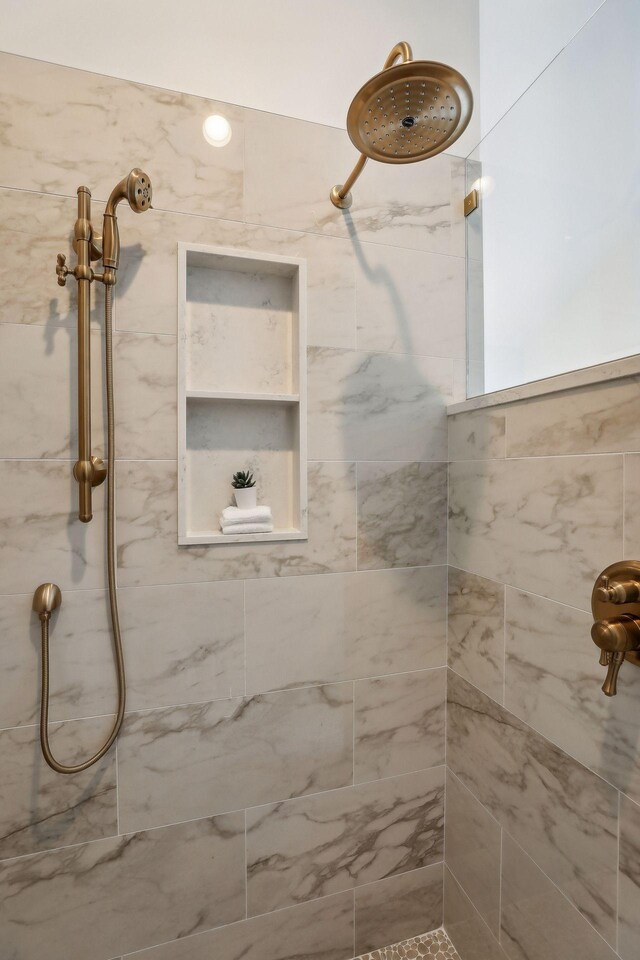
356, 928, 460, 960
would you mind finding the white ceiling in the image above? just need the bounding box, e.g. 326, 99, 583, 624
0, 0, 480, 155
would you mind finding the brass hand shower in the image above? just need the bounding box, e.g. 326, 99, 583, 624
330, 41, 473, 209
33, 170, 153, 774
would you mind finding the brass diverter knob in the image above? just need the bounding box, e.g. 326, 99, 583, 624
591, 561, 640, 696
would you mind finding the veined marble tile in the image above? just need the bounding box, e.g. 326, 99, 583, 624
0, 322, 104, 459
0, 460, 106, 596
114, 331, 176, 460
243, 110, 462, 255
118, 683, 353, 833
116, 459, 356, 586
448, 568, 505, 703
355, 864, 444, 954
0, 189, 79, 328
619, 793, 640, 960
355, 242, 465, 359
505, 588, 640, 803
445, 771, 501, 937
354, 669, 445, 782
0, 813, 245, 960
0, 53, 244, 219
245, 566, 447, 693
448, 410, 506, 462
125, 891, 355, 960
120, 580, 244, 711
0, 717, 116, 860
0, 581, 243, 730
116, 202, 356, 346
308, 348, 452, 462
246, 767, 445, 915
500, 834, 617, 960
507, 377, 640, 458
357, 462, 447, 570
447, 672, 619, 945
448, 456, 623, 610
444, 869, 508, 960
624, 453, 640, 559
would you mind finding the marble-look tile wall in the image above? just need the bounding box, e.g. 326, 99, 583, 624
0, 51, 465, 960
445, 379, 640, 960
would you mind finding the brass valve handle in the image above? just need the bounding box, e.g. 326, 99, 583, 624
591, 614, 640, 696
56, 253, 70, 286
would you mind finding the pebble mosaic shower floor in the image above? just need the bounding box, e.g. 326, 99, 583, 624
357, 929, 461, 960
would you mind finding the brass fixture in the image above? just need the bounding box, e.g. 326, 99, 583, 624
330, 41, 473, 209
33, 169, 152, 774
464, 188, 479, 217
591, 561, 640, 696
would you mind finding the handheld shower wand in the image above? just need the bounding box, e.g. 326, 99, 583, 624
34, 169, 153, 774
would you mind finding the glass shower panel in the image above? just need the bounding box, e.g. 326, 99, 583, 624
467, 0, 640, 397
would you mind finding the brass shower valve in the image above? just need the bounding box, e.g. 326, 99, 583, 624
56, 253, 96, 285
591, 561, 640, 696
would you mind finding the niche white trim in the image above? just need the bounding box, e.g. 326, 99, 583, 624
177, 242, 308, 545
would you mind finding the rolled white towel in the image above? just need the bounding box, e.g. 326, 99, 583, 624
221, 505, 272, 526
220, 521, 274, 535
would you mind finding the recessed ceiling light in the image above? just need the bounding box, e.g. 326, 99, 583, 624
202, 114, 232, 147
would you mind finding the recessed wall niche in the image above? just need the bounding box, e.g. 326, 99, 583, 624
177, 243, 307, 545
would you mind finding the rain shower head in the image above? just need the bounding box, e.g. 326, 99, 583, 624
330, 42, 473, 208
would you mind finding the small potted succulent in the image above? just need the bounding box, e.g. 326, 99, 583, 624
231, 469, 257, 509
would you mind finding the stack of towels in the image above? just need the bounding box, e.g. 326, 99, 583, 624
220, 505, 273, 535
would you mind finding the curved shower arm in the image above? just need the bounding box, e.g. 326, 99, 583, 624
330, 42, 413, 210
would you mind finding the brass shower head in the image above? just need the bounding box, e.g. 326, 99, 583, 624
103, 168, 153, 272
330, 42, 473, 208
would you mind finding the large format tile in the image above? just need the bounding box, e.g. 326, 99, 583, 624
357, 462, 448, 570
500, 834, 617, 960
126, 891, 355, 960
308, 347, 452, 462
447, 671, 619, 945
448, 456, 623, 609
0, 718, 116, 859
0, 53, 244, 219
245, 567, 447, 693
448, 409, 506, 462
0, 460, 106, 596
624, 453, 640, 559
117, 683, 353, 833
116, 201, 356, 347
0, 323, 104, 459
0, 813, 245, 960
114, 331, 177, 460
355, 864, 444, 954
619, 794, 640, 960
355, 242, 465, 359
354, 669, 445, 782
0, 581, 243, 730
0, 189, 78, 328
505, 587, 640, 803
243, 110, 463, 255
445, 771, 501, 937
116, 459, 356, 585
444, 869, 507, 960
506, 377, 640, 458
246, 767, 445, 915
447, 568, 505, 703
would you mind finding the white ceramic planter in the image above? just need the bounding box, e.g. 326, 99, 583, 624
234, 487, 257, 510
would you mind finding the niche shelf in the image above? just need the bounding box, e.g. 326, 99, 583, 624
177, 243, 307, 545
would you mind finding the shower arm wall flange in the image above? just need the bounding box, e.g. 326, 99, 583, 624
330, 42, 413, 209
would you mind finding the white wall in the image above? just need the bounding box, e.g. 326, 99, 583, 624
478, 0, 605, 139
0, 0, 479, 152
